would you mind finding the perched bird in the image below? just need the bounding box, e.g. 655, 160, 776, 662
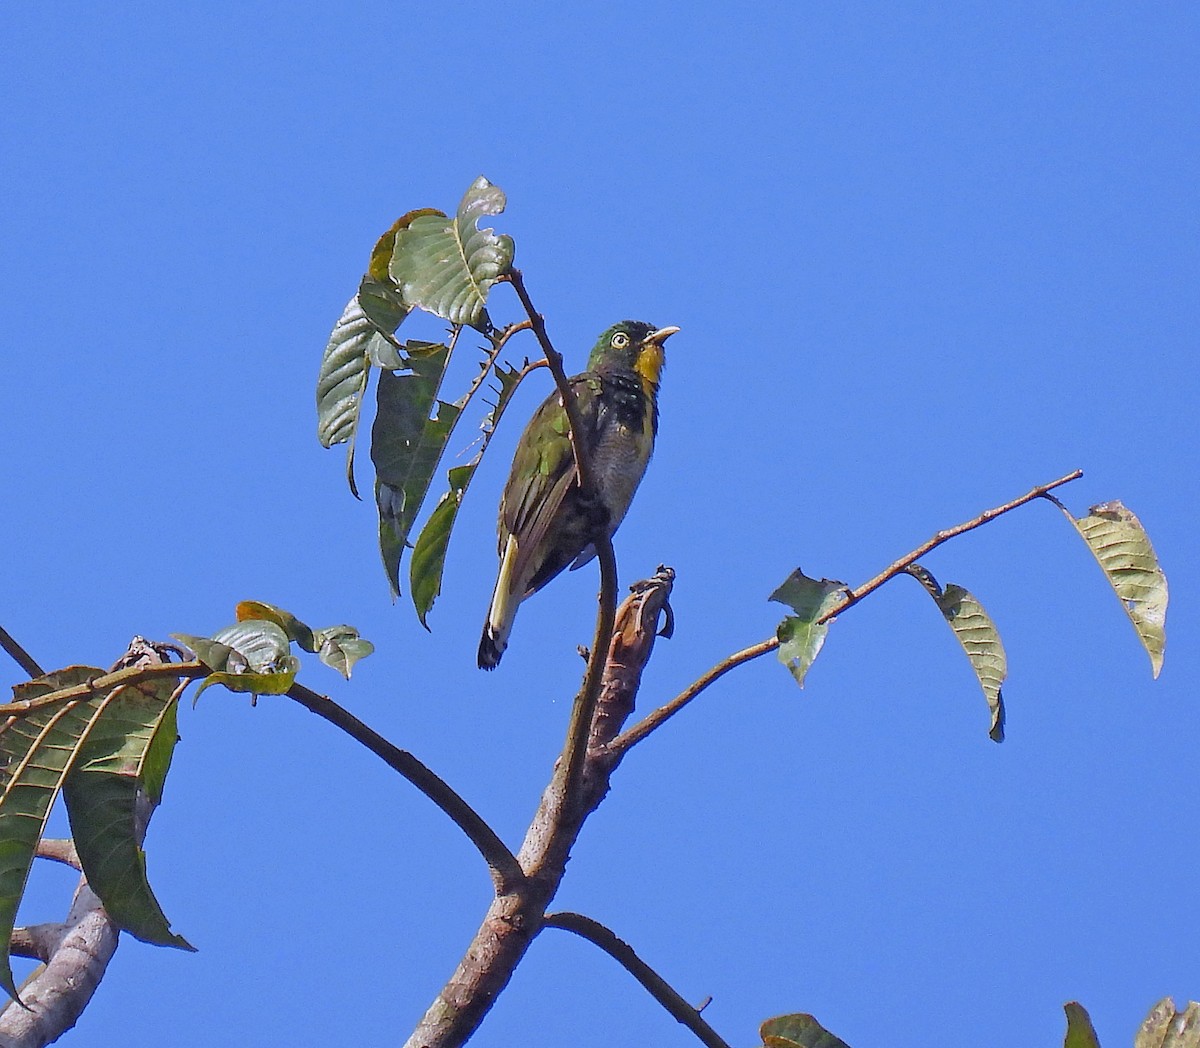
478, 320, 680, 669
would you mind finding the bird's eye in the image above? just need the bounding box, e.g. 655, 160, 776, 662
610, 331, 630, 349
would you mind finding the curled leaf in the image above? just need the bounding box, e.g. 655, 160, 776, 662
312, 626, 374, 679
1057, 499, 1168, 678
906, 565, 1007, 742
172, 621, 299, 699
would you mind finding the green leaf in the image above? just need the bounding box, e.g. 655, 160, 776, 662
906, 565, 1008, 743
315, 275, 410, 499
371, 341, 459, 597
388, 176, 514, 330
409, 464, 474, 628
315, 293, 380, 449
1057, 500, 1168, 678
172, 621, 299, 699
0, 667, 115, 999
760, 1013, 853, 1048
232, 601, 373, 679
1136, 998, 1200, 1048
1064, 1002, 1103, 1048
311, 626, 374, 679
62, 679, 193, 950
410, 362, 525, 626
769, 570, 847, 687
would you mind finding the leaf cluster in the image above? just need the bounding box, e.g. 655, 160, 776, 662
315, 176, 532, 623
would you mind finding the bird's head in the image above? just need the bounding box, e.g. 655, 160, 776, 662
588, 320, 681, 389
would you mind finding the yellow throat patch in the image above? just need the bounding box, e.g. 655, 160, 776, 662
634, 340, 665, 393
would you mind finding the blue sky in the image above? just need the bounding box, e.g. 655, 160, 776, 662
1, 3, 1197, 1046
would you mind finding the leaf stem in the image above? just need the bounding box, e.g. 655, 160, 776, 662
543, 912, 733, 1048
285, 682, 524, 894
613, 468, 1084, 752
0, 627, 45, 679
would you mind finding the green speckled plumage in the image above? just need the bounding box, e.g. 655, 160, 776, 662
478, 320, 679, 669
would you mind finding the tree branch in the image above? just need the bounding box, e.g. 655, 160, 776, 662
34, 839, 80, 871
0, 881, 119, 1046
0, 627, 45, 679
402, 573, 670, 1048
503, 269, 600, 502
285, 682, 524, 894
612, 468, 1085, 753
543, 911, 732, 1048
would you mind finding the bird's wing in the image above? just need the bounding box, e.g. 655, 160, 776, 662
498, 376, 599, 592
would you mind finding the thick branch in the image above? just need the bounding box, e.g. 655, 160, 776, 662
819, 468, 1083, 620
557, 535, 618, 801
286, 683, 523, 894
0, 882, 119, 1047
402, 574, 671, 1048
543, 912, 732, 1048
613, 468, 1084, 752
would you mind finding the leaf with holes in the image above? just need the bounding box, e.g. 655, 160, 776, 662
388, 176, 514, 330
62, 676, 192, 949
761, 1013, 853, 1048
907, 565, 1007, 742
1057, 500, 1168, 678
769, 570, 847, 687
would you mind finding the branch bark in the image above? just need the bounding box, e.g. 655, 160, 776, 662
402, 569, 676, 1048
543, 911, 732, 1048
286, 683, 524, 894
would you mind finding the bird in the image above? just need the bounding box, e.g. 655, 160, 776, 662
478, 320, 680, 669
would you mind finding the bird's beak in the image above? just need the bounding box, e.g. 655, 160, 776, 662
647, 326, 681, 344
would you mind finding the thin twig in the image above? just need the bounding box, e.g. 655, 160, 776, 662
613, 468, 1084, 753
610, 637, 777, 754
503, 269, 600, 501
0, 627, 45, 679
543, 912, 732, 1048
286, 682, 524, 894
817, 468, 1084, 622
0, 661, 206, 715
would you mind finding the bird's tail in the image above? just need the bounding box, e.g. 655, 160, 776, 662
478, 536, 521, 670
